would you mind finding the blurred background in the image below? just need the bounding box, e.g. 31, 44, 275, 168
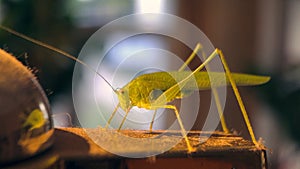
0, 0, 299, 168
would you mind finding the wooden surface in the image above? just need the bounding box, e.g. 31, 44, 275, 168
2, 128, 268, 169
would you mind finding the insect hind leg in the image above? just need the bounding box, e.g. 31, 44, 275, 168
216, 49, 259, 146
198, 46, 229, 133
178, 43, 229, 133
178, 43, 201, 71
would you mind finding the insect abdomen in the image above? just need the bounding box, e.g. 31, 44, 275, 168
132, 71, 270, 91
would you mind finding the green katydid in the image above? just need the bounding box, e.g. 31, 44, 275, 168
0, 25, 270, 153
105, 45, 269, 152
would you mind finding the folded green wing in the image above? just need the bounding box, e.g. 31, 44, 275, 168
154, 71, 271, 90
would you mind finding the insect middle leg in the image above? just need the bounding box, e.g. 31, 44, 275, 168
155, 105, 196, 153
149, 110, 157, 132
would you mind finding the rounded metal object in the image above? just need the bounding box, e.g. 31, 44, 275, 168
0, 49, 54, 164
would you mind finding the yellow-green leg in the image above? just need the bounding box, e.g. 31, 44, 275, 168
216, 49, 258, 146
149, 110, 157, 132
151, 47, 223, 153
178, 43, 202, 71
198, 44, 229, 133
118, 108, 131, 131
161, 105, 196, 153
105, 103, 120, 128
178, 43, 229, 133
149, 44, 202, 132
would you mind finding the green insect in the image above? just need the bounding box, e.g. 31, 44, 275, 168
0, 25, 270, 153
22, 109, 46, 131
105, 44, 269, 152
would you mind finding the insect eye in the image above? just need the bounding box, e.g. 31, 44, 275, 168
118, 89, 124, 94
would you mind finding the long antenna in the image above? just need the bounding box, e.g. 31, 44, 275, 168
0, 25, 116, 92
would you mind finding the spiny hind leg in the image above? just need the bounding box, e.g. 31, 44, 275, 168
152, 45, 221, 109
181, 45, 229, 133
161, 105, 195, 153
178, 43, 201, 71
199, 47, 229, 133
149, 110, 157, 132
105, 103, 120, 128
148, 47, 224, 152
216, 49, 258, 146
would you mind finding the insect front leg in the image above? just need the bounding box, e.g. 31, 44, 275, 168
105, 103, 120, 128
118, 108, 131, 131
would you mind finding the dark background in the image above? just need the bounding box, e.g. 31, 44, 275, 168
0, 1, 299, 168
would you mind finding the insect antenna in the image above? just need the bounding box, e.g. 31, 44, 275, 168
0, 25, 116, 92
